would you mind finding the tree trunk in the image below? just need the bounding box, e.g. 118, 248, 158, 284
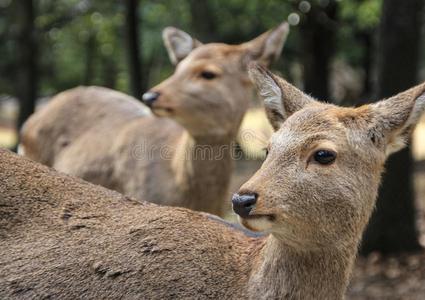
360, 0, 424, 255
124, 0, 143, 97
359, 31, 373, 98
299, 1, 338, 101
188, 0, 217, 42
83, 32, 95, 86
102, 56, 117, 89
16, 0, 37, 130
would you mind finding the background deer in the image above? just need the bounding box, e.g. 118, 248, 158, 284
2, 65, 424, 299
19, 23, 289, 216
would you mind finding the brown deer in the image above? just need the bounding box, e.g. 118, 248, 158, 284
2, 64, 425, 299
19, 23, 290, 216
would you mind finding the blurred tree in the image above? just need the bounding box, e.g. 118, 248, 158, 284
83, 29, 96, 85
125, 0, 144, 97
356, 30, 372, 97
298, 0, 338, 100
0, 2, 16, 95
15, 0, 38, 130
188, 0, 217, 42
361, 0, 424, 255
0, 0, 298, 98
338, 0, 382, 102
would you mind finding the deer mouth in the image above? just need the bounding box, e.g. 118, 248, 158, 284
244, 214, 275, 221
240, 214, 275, 232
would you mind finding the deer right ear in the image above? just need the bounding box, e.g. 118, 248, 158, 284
248, 64, 315, 130
162, 27, 202, 65
367, 83, 425, 156
242, 22, 290, 67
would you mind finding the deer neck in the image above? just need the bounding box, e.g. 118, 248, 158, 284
249, 235, 357, 300
171, 131, 235, 215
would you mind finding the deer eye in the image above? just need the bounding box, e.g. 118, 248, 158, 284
312, 150, 337, 165
200, 70, 217, 80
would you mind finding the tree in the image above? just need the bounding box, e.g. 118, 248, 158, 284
187, 0, 217, 42
124, 0, 143, 97
361, 0, 424, 255
15, 0, 38, 130
298, 0, 338, 100
83, 30, 96, 86
338, 0, 382, 103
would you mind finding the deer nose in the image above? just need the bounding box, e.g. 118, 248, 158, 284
142, 91, 160, 107
232, 193, 257, 218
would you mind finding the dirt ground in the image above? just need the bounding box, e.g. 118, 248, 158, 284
347, 252, 425, 299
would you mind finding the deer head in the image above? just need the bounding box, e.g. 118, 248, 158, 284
141, 23, 289, 137
233, 64, 425, 250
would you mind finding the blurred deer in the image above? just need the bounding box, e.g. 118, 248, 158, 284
19, 23, 289, 215
3, 65, 425, 299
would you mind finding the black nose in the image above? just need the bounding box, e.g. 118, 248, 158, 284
232, 193, 257, 218
142, 91, 160, 107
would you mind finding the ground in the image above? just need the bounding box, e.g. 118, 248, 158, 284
348, 252, 425, 299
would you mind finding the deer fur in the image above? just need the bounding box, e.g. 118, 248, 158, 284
3, 65, 425, 299
19, 23, 290, 216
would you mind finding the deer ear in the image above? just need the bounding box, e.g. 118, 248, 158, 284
242, 22, 289, 67
368, 83, 425, 156
162, 27, 203, 65
248, 63, 315, 131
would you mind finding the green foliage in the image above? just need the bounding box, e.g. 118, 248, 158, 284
340, 0, 382, 30
35, 1, 128, 93
0, 0, 410, 100
336, 0, 382, 66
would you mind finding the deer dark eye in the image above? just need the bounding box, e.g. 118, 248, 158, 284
200, 71, 217, 80
313, 150, 337, 165
263, 147, 269, 158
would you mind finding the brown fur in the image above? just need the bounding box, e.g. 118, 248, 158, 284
19, 23, 290, 216
0, 148, 257, 299
3, 65, 425, 299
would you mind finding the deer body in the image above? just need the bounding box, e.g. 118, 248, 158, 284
19, 24, 290, 215
5, 65, 425, 299
22, 86, 232, 213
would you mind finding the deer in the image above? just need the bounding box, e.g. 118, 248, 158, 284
18, 22, 290, 216
3, 64, 425, 299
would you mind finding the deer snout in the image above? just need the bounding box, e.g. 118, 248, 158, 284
142, 91, 160, 107
232, 193, 257, 218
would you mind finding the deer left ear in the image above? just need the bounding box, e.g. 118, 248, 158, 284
242, 22, 290, 67
248, 63, 315, 131
162, 27, 203, 65
369, 83, 425, 156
